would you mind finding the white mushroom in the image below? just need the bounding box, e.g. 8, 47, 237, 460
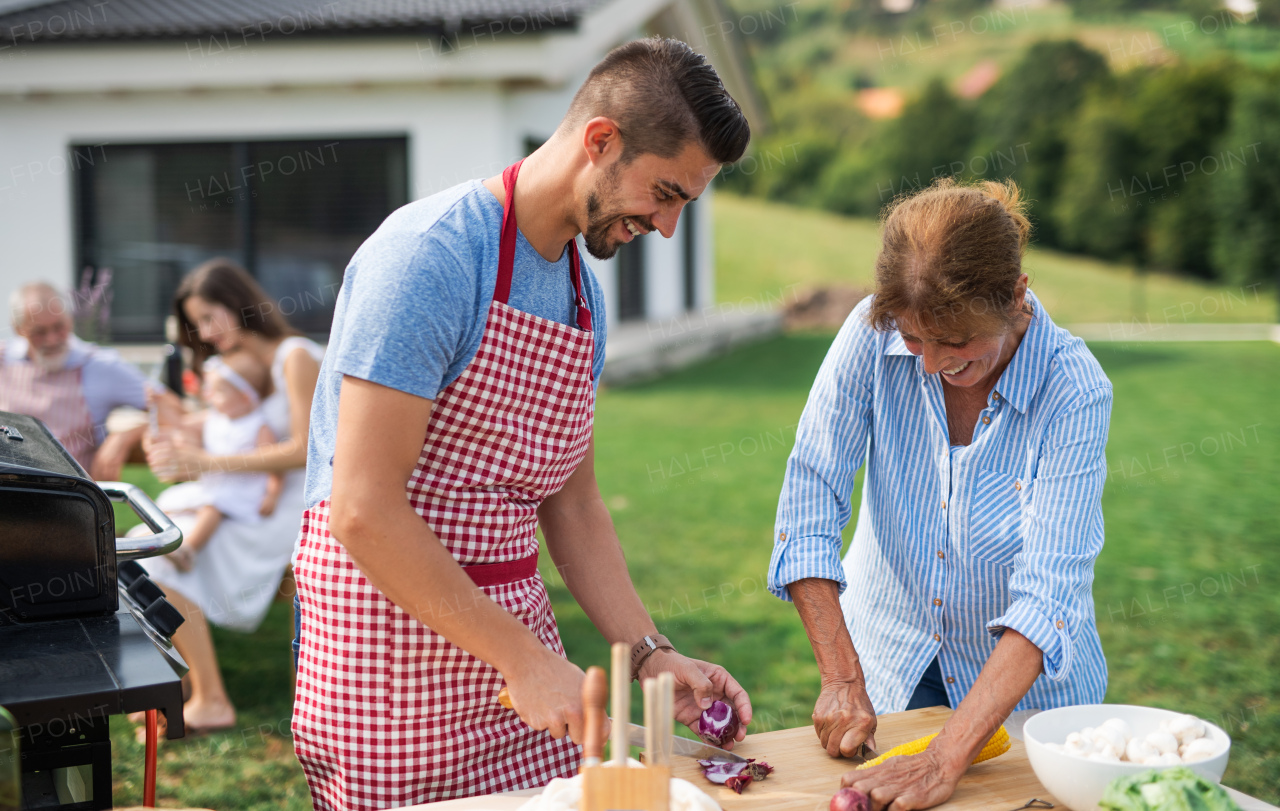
1145, 730, 1179, 756
1153, 751, 1183, 766
1180, 737, 1220, 763
1088, 745, 1121, 762
1095, 724, 1126, 754
1167, 714, 1206, 745
1125, 738, 1157, 764
1065, 732, 1085, 747
1064, 739, 1091, 758
1101, 717, 1132, 743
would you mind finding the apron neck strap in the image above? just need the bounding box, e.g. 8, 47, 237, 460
496, 160, 592, 332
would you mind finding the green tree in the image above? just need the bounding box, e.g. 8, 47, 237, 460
1211, 69, 1280, 291
975, 39, 1111, 246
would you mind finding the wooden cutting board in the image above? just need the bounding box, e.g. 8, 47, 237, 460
414, 706, 1059, 810
666, 706, 1056, 811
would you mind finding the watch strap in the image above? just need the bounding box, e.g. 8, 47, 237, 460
628, 633, 675, 681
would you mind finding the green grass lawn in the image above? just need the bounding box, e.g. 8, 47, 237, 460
713, 191, 1278, 325
109, 336, 1279, 808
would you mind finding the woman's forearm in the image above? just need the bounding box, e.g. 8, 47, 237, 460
206, 436, 307, 474
930, 628, 1042, 773
789, 578, 864, 683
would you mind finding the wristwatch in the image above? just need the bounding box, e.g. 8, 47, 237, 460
628, 633, 676, 681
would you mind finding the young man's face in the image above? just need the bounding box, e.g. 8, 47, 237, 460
580, 140, 720, 260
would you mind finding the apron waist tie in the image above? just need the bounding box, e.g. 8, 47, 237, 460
462, 550, 539, 587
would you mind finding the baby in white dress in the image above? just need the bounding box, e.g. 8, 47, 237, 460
157, 351, 282, 571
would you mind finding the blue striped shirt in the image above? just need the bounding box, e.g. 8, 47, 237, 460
769, 290, 1111, 714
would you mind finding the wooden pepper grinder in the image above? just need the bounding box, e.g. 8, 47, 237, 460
580, 643, 670, 811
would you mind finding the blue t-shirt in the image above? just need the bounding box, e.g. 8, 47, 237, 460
304, 179, 608, 509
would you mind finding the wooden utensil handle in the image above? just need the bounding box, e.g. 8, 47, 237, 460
583, 665, 607, 765
498, 686, 514, 710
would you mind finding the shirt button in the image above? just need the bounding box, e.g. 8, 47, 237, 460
993, 392, 1000, 401
945, 676, 956, 684
1056, 620, 1065, 629
1014, 481, 1022, 491
981, 416, 991, 425
937, 551, 945, 559
779, 531, 787, 541
933, 598, 942, 607
941, 501, 947, 510
933, 633, 941, 642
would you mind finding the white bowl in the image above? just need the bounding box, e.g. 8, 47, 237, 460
1023, 704, 1231, 811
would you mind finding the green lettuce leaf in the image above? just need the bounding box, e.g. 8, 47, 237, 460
1100, 767, 1240, 811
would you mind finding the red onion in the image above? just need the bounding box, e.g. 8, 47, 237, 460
830, 787, 871, 811
697, 700, 740, 747
698, 758, 773, 795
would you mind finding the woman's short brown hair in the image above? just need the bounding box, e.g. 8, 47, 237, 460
867, 177, 1032, 338
174, 257, 299, 373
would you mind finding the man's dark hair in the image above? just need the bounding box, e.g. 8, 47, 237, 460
564, 37, 750, 165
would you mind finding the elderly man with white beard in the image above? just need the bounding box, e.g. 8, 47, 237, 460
2, 281, 156, 479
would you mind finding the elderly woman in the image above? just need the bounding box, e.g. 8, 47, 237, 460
768, 179, 1110, 809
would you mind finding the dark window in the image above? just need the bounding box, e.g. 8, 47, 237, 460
74, 137, 408, 342
682, 200, 697, 311
616, 239, 646, 322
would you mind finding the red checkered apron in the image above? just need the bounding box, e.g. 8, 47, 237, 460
292, 160, 594, 809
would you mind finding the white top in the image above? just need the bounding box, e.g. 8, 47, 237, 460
200, 409, 270, 524
263, 335, 325, 446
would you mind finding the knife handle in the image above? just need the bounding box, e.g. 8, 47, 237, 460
498, 686, 514, 710
583, 665, 607, 766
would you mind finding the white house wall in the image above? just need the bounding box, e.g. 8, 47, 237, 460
0, 83, 518, 338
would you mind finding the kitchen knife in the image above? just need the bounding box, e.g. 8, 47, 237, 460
626, 722, 747, 763
496, 686, 748, 763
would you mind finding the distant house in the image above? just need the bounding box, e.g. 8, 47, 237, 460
0, 0, 767, 358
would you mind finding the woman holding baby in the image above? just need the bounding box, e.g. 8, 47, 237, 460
141, 258, 323, 734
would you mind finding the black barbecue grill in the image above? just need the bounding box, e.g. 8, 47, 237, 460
0, 410, 188, 810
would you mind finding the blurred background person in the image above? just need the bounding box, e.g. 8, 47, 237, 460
1, 281, 154, 479
139, 258, 323, 735
147, 351, 284, 574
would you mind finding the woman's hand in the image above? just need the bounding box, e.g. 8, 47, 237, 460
640, 650, 753, 749
146, 432, 208, 482
840, 745, 962, 810
814, 676, 878, 758
146, 387, 186, 428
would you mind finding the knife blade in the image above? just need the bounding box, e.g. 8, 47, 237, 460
625, 723, 747, 763
850, 741, 879, 766
497, 686, 748, 763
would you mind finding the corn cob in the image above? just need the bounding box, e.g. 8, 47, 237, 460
854, 724, 1011, 770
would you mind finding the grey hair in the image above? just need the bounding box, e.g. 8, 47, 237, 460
9, 282, 72, 328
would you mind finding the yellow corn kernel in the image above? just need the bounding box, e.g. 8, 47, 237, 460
855, 725, 1010, 770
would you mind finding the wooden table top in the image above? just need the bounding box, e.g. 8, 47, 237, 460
411, 706, 1277, 811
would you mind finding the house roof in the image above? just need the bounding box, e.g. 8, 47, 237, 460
0, 0, 604, 43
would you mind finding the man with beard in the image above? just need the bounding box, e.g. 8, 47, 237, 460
2, 281, 153, 478
290, 37, 752, 808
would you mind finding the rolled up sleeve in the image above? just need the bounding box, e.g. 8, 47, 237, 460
769, 300, 877, 602
987, 384, 1112, 681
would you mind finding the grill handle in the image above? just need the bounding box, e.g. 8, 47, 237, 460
98, 481, 184, 561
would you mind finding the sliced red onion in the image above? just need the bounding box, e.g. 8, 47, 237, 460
830, 787, 872, 811
699, 758, 773, 794
697, 700, 740, 747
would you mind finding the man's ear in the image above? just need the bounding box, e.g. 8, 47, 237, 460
582, 116, 623, 167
